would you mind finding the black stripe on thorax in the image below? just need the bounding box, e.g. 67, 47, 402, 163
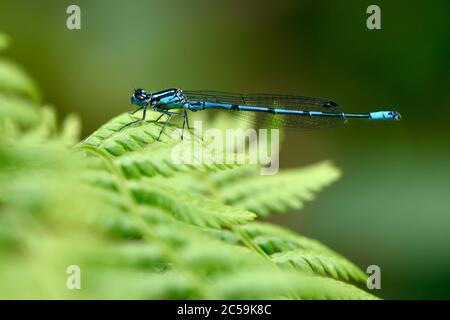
152, 88, 178, 101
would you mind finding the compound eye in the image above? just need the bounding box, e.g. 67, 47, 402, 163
134, 88, 147, 100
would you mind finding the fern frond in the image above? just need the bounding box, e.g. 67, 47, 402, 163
239, 222, 367, 283
0, 57, 41, 101
0, 49, 377, 300
210, 165, 260, 186
80, 112, 238, 177
131, 180, 257, 229
239, 222, 339, 255
271, 249, 367, 283
212, 269, 377, 300
0, 94, 42, 129
59, 113, 81, 145
143, 174, 213, 195
218, 161, 341, 216
83, 168, 256, 229
80, 270, 200, 299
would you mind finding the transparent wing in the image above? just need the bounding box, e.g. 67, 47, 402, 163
183, 90, 346, 130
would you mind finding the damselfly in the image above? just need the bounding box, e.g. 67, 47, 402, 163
121, 88, 401, 140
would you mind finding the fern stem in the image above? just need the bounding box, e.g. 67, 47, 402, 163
230, 225, 271, 260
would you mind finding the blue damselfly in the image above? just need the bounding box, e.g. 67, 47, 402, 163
121, 88, 401, 140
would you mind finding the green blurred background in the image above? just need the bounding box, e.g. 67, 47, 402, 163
1, 0, 449, 299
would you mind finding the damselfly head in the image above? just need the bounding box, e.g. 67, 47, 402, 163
131, 88, 151, 106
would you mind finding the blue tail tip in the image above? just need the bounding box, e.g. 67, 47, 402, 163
370, 111, 401, 120
392, 111, 401, 120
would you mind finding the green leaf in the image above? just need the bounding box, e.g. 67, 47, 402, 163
0, 94, 42, 129
213, 269, 377, 300
239, 222, 340, 255
0, 58, 41, 101
130, 180, 257, 229
218, 161, 341, 216
59, 113, 81, 145
271, 249, 367, 283
238, 222, 367, 284
80, 112, 237, 177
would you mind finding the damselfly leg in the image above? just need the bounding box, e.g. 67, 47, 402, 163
120, 106, 189, 141
184, 110, 191, 130
130, 106, 144, 115
119, 105, 148, 130
153, 109, 189, 140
